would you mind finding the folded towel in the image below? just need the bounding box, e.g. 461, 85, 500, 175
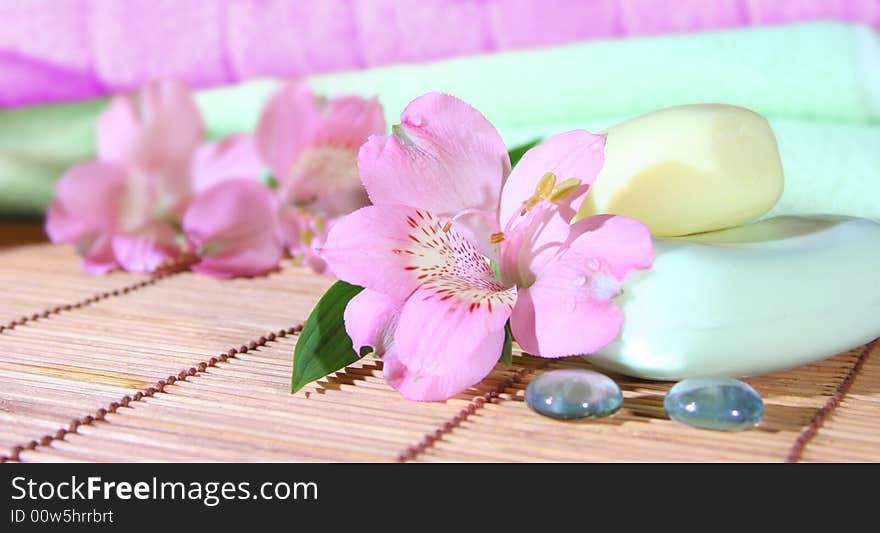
3, 0, 879, 108
1, 22, 878, 220
192, 21, 880, 139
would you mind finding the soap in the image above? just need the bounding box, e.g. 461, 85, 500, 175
587, 216, 880, 380
576, 104, 784, 236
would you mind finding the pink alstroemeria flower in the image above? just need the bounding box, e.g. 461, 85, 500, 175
320, 93, 654, 401
46, 80, 203, 273
255, 81, 386, 272
182, 135, 284, 279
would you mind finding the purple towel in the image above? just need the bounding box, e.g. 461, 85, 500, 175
2, 0, 878, 108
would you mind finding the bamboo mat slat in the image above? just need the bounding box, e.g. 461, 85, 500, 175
0, 243, 149, 324
0, 243, 878, 463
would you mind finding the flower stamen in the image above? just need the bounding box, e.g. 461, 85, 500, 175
521, 172, 558, 215
550, 177, 581, 201
490, 232, 505, 244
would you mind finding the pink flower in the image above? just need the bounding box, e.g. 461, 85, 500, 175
182, 179, 284, 279
255, 81, 386, 272
320, 93, 654, 401
46, 80, 203, 273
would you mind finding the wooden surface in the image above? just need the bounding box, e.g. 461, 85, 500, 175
0, 243, 878, 462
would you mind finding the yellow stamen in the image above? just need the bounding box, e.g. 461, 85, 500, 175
313, 215, 326, 234
550, 178, 581, 201
443, 221, 453, 233
490, 232, 506, 244
300, 228, 314, 247
536, 172, 557, 199
521, 172, 559, 215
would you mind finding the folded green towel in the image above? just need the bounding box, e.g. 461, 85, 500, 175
2, 21, 877, 219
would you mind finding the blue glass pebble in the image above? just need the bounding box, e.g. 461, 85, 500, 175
525, 369, 623, 420
664, 377, 764, 431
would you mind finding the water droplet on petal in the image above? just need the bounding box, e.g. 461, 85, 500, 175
571, 276, 586, 287
408, 115, 425, 127
587, 258, 601, 271
564, 297, 576, 312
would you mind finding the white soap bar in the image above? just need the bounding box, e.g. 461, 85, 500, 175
589, 216, 880, 380
577, 104, 784, 236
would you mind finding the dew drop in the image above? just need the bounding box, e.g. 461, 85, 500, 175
408, 115, 425, 127
587, 258, 601, 271
571, 276, 586, 287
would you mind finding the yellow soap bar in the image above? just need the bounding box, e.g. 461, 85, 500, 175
577, 104, 784, 236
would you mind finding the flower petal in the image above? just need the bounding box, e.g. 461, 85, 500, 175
311, 95, 386, 152
500, 201, 578, 287
191, 134, 264, 194
255, 81, 322, 182
133, 80, 204, 172
82, 235, 118, 275
111, 223, 181, 273
96, 96, 139, 164
510, 215, 653, 358
358, 93, 509, 237
281, 145, 368, 222
45, 162, 126, 245
183, 179, 284, 278
385, 282, 513, 401
321, 205, 507, 301
344, 289, 403, 356
499, 130, 605, 225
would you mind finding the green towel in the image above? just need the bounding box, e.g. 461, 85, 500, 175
2, 21, 878, 219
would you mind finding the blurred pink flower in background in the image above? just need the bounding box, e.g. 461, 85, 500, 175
321, 93, 654, 401
46, 80, 203, 273
47, 77, 385, 279
254, 80, 385, 272
183, 179, 284, 279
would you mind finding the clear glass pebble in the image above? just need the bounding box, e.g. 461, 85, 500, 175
664, 377, 764, 431
525, 369, 623, 420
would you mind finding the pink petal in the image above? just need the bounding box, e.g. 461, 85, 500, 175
499, 202, 579, 287
321, 205, 504, 301
129, 80, 204, 213
133, 79, 204, 172
255, 80, 322, 182
111, 223, 181, 273
499, 130, 606, 226
45, 162, 126, 245
183, 179, 284, 279
385, 282, 513, 401
82, 235, 119, 275
299, 226, 330, 274
96, 95, 139, 164
512, 285, 623, 359
280, 145, 368, 222
357, 93, 510, 242
311, 95, 386, 152
344, 289, 403, 356
510, 215, 653, 358
191, 134, 264, 194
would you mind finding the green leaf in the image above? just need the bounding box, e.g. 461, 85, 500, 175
508, 138, 542, 168
499, 321, 513, 367
291, 281, 365, 393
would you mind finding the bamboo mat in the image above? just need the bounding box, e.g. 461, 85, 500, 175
0, 243, 878, 463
